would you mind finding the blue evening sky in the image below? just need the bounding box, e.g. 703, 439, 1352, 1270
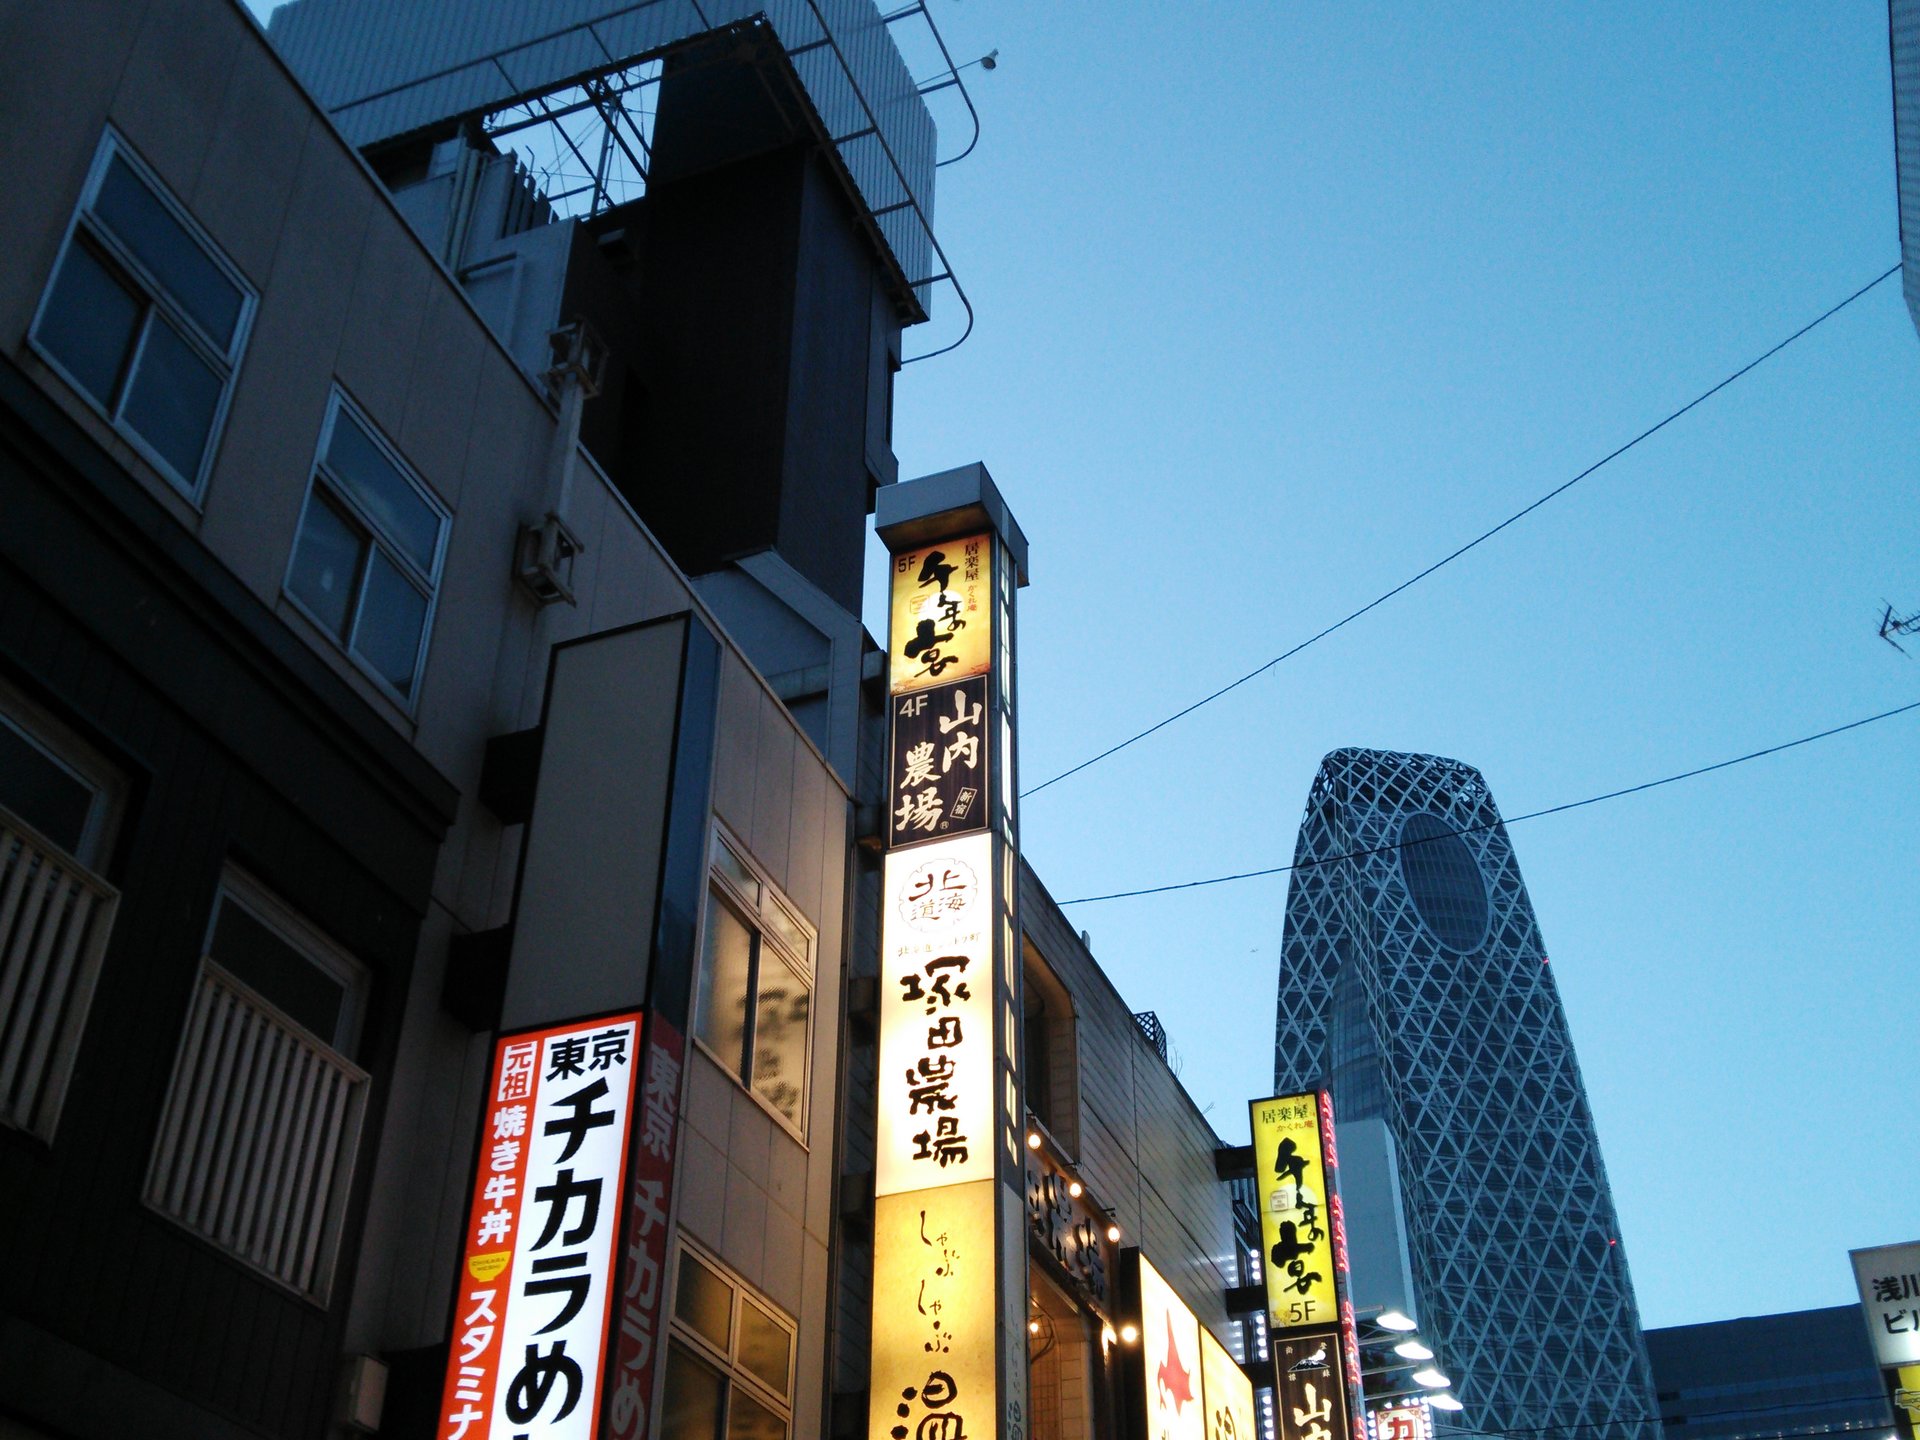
878, 3, 1919, 1329
249, 0, 1917, 1329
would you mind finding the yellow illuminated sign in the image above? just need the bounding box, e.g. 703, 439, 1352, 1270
870, 1181, 997, 1440
1894, 1364, 1920, 1440
1249, 1092, 1340, 1331
888, 534, 991, 695
1198, 1323, 1255, 1440
1139, 1255, 1206, 1440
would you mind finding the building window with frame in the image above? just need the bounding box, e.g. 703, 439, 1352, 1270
144, 870, 369, 1302
693, 830, 814, 1137
661, 1243, 795, 1440
0, 680, 123, 1141
29, 131, 254, 499
284, 389, 449, 706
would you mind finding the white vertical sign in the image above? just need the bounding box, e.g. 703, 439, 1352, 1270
439, 1014, 641, 1440
875, 832, 996, 1196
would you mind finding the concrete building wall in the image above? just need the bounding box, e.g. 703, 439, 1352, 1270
0, 2, 861, 1435
1020, 860, 1239, 1345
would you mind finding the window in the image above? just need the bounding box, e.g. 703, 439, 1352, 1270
285, 390, 448, 706
1021, 939, 1078, 1155
0, 682, 123, 1141
661, 1244, 795, 1440
144, 871, 368, 1302
693, 831, 814, 1136
30, 132, 253, 498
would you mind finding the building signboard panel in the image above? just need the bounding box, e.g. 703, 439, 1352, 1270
1024, 1141, 1114, 1310
607, 1016, 685, 1440
889, 676, 989, 843
1369, 1401, 1434, 1440
876, 481, 1026, 1440
1199, 1322, 1256, 1440
1854, 1240, 1920, 1366
876, 834, 996, 1195
1891, 1364, 1920, 1440
869, 1180, 999, 1440
1272, 1329, 1355, 1440
1249, 1092, 1341, 1333
438, 1012, 643, 1440
887, 535, 991, 695
1138, 1254, 1207, 1440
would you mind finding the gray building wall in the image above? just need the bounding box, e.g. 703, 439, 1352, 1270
0, 1, 861, 1435
1021, 860, 1240, 1349
1646, 1306, 1891, 1440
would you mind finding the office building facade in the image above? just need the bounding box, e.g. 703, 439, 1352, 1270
1273, 748, 1659, 1437
1645, 1306, 1890, 1440
0, 3, 1264, 1438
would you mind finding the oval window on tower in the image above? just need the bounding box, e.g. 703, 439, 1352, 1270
1397, 810, 1490, 953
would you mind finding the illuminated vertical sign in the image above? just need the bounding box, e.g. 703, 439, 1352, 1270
438, 1013, 643, 1440
1855, 1242, 1920, 1440
1199, 1322, 1257, 1440
1252, 1091, 1363, 1440
1272, 1331, 1354, 1440
1249, 1093, 1341, 1332
1369, 1402, 1434, 1440
607, 1018, 685, 1440
889, 677, 990, 843
887, 537, 991, 695
1137, 1255, 1206, 1440
1891, 1365, 1920, 1440
872, 508, 1026, 1440
875, 836, 996, 1193
1854, 1241, 1920, 1366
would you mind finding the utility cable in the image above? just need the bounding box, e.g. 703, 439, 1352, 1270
1057, 694, 1920, 904
1024, 263, 1902, 800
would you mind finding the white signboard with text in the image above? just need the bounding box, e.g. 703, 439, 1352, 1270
439, 1014, 642, 1440
875, 832, 996, 1196
1854, 1240, 1920, 1366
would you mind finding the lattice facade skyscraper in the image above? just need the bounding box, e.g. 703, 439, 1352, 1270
1274, 749, 1659, 1435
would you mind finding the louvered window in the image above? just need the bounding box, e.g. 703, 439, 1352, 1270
0, 687, 121, 1142
144, 873, 366, 1302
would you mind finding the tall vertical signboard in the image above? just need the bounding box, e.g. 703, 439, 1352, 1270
438, 617, 720, 1440
438, 1014, 644, 1440
872, 486, 1028, 1440
1123, 1252, 1257, 1440
1852, 1241, 1920, 1440
1250, 1091, 1365, 1440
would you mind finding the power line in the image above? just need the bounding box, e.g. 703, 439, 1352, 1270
1023, 263, 1902, 800
1057, 695, 1920, 905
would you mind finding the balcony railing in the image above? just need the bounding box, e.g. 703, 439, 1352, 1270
0, 810, 119, 1140
144, 962, 368, 1301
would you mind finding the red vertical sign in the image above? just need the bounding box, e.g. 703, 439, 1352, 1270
607, 1017, 686, 1440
